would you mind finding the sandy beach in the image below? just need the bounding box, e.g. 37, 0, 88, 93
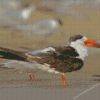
0, 0, 100, 100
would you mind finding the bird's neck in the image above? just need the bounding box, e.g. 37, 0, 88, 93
70, 42, 88, 60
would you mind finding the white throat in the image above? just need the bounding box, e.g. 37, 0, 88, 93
70, 41, 88, 61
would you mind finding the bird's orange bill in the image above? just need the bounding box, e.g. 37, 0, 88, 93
61, 74, 67, 88
84, 40, 100, 48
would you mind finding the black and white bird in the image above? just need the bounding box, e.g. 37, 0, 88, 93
0, 34, 100, 87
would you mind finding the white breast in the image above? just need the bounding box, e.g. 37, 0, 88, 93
70, 41, 88, 60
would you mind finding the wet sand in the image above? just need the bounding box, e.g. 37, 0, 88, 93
0, 74, 99, 100
0, 56, 99, 100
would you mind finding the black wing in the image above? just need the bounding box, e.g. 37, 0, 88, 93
0, 47, 27, 61
47, 46, 79, 61
25, 46, 79, 63
54, 46, 79, 57
0, 46, 79, 63
27, 46, 79, 57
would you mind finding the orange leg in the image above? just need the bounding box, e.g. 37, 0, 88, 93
61, 74, 67, 88
28, 73, 36, 81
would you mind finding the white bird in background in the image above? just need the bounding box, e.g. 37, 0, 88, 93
0, 0, 62, 36
0, 0, 35, 26
9, 18, 63, 35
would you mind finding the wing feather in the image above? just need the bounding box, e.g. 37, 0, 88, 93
0, 47, 27, 61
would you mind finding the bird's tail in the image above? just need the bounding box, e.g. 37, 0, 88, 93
0, 47, 27, 61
